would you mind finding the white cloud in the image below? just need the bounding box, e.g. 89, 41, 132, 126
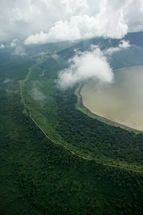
0, 0, 143, 43
24, 31, 48, 45
9, 39, 26, 55
24, 16, 98, 44
104, 40, 131, 55
0, 43, 5, 49
10, 39, 17, 47
57, 47, 113, 89
119, 40, 131, 48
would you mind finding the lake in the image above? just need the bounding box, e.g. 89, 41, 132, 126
80, 66, 143, 131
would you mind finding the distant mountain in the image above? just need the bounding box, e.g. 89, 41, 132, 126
58, 31, 143, 70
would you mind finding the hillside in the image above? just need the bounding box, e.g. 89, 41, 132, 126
0, 33, 143, 214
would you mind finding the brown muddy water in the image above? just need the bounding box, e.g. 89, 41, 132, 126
80, 66, 143, 131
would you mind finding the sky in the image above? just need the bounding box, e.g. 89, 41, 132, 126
0, 0, 142, 89
0, 0, 143, 44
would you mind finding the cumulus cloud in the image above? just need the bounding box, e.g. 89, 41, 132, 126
24, 16, 96, 44
25, 31, 48, 45
10, 39, 17, 47
57, 47, 113, 89
9, 39, 26, 56
0, 0, 143, 43
0, 43, 5, 49
119, 40, 131, 48
104, 40, 131, 55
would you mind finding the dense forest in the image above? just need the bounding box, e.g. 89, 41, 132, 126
1, 37, 143, 214
22, 44, 143, 171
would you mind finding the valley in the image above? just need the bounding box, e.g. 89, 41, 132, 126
1, 34, 143, 214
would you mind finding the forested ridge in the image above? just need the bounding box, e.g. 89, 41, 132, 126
1, 41, 143, 214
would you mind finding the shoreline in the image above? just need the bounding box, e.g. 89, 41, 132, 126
75, 82, 143, 134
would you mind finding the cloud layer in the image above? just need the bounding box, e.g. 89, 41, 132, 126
57, 47, 114, 89
0, 0, 143, 43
